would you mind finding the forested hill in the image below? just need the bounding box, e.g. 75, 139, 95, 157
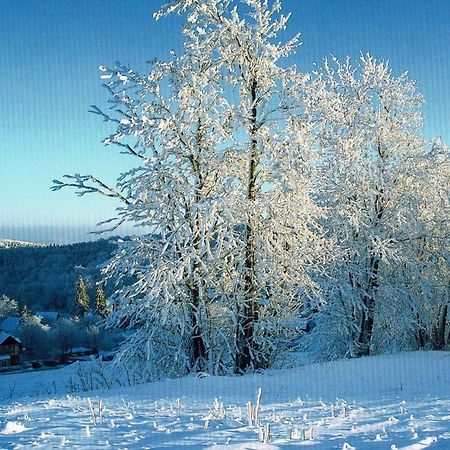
0, 239, 44, 249
0, 239, 118, 312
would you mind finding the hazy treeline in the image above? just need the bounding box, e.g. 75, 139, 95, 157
0, 239, 117, 312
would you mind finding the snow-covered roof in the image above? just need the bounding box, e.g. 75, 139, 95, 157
0, 333, 14, 345
0, 355, 10, 361
0, 316, 20, 333
36, 311, 60, 322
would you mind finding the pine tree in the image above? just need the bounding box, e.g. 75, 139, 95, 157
94, 283, 108, 318
72, 276, 90, 318
21, 305, 30, 319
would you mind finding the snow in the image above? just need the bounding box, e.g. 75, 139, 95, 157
0, 351, 449, 448
0, 422, 30, 435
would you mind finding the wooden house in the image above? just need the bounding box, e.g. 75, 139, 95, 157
36, 311, 61, 326
0, 333, 22, 366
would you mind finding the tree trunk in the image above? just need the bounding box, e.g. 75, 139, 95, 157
431, 303, 448, 350
415, 317, 428, 349
188, 122, 208, 372
235, 79, 260, 373
357, 252, 380, 356
189, 212, 208, 372
189, 285, 207, 371
357, 163, 385, 357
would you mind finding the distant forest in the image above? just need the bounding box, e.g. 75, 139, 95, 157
0, 239, 117, 312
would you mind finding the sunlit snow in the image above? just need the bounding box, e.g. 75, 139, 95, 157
0, 352, 449, 449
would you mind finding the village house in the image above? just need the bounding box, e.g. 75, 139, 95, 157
0, 333, 23, 367
35, 311, 61, 326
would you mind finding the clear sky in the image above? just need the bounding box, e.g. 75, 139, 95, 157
1, 0, 449, 243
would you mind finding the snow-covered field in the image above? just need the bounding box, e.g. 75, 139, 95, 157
1, 352, 449, 449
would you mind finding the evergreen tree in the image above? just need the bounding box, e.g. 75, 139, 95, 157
72, 276, 89, 318
94, 283, 108, 318
21, 305, 30, 319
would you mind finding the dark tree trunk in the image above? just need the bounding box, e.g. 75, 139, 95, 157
355, 145, 388, 358
190, 286, 207, 371
431, 303, 448, 350
235, 79, 261, 374
416, 320, 428, 349
357, 254, 380, 356
189, 213, 208, 372
356, 172, 384, 357
188, 121, 208, 372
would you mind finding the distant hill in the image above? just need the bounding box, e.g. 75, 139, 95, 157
0, 239, 119, 312
0, 239, 44, 249
0, 224, 142, 245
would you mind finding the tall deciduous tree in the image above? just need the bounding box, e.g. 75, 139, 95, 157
156, 0, 326, 372
408, 142, 450, 350
305, 55, 449, 358
53, 0, 326, 377
55, 10, 236, 378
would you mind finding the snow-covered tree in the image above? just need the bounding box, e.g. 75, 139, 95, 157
0, 295, 19, 321
157, 0, 326, 373
54, 10, 237, 377
406, 142, 450, 350
19, 315, 51, 360
51, 318, 79, 361
305, 55, 449, 357
21, 305, 31, 319
53, 0, 326, 377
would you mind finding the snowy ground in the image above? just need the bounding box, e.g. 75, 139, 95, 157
1, 351, 449, 449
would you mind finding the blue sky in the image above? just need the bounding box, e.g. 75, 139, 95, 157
1, 0, 449, 243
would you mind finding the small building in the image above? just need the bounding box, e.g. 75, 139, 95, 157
0, 333, 23, 366
0, 316, 21, 334
35, 311, 61, 326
